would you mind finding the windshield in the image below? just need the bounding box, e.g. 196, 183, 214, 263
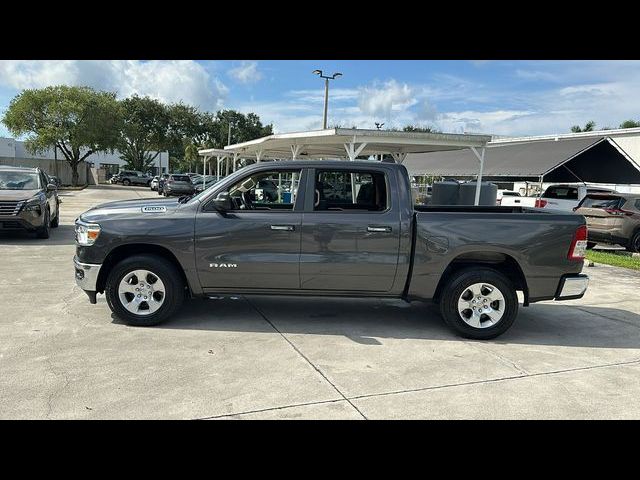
0, 171, 40, 190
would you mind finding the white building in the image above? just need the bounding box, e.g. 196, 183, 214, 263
0, 137, 169, 177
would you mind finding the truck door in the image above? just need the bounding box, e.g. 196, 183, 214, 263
195, 167, 305, 290
300, 167, 401, 292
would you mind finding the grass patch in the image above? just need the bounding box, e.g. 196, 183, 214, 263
586, 250, 640, 271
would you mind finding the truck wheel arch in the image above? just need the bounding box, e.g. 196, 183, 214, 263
433, 251, 529, 306
96, 244, 192, 297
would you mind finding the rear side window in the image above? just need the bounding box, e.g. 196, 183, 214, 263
314, 170, 387, 212
171, 175, 190, 182
580, 196, 623, 209
543, 186, 579, 200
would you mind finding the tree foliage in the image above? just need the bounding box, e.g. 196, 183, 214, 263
118, 95, 172, 172
619, 119, 640, 129
2, 85, 121, 185
570, 120, 596, 133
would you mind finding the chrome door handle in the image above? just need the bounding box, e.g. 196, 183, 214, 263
367, 226, 392, 233
271, 224, 295, 231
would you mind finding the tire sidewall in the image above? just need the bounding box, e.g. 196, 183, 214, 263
105, 255, 183, 326
440, 268, 518, 340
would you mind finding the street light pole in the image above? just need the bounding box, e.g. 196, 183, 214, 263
313, 70, 342, 129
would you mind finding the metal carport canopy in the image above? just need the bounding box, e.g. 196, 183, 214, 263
219, 128, 492, 204
221, 128, 491, 162
402, 136, 640, 184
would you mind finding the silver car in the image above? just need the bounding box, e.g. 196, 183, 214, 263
162, 174, 195, 196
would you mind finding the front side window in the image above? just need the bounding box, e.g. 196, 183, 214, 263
314, 170, 387, 211
227, 170, 302, 211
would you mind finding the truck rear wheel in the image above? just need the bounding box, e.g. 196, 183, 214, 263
439, 268, 518, 340
105, 254, 184, 326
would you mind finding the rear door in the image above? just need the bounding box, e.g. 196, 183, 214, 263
300, 167, 401, 292
195, 167, 305, 290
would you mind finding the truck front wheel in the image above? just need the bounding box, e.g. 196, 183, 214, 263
105, 254, 184, 326
439, 268, 518, 340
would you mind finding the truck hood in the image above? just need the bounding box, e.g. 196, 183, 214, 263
79, 197, 184, 223
0, 189, 41, 202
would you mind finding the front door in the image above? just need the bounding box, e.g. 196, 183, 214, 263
195, 168, 304, 290
300, 168, 401, 292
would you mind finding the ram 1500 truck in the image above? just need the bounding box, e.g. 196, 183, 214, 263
73, 161, 589, 339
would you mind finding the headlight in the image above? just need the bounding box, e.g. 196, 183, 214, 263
23, 198, 42, 212
75, 221, 101, 246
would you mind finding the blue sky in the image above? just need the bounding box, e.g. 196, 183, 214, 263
1, 60, 639, 138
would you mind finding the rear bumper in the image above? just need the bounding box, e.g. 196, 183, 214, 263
587, 229, 629, 247
555, 274, 589, 301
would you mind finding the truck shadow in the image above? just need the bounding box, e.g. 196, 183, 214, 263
0, 224, 76, 246
151, 295, 640, 349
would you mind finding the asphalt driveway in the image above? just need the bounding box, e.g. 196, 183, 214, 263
1, 185, 639, 419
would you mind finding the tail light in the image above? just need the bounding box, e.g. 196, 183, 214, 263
568, 225, 588, 261
604, 208, 633, 216
534, 199, 547, 208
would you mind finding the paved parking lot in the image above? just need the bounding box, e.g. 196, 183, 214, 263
1, 184, 639, 419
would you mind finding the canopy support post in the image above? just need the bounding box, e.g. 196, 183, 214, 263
343, 142, 367, 161
291, 144, 305, 160
470, 146, 486, 206
202, 156, 208, 178
256, 149, 263, 163
391, 152, 407, 164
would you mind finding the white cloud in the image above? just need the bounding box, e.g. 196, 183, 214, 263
358, 80, 416, 118
0, 60, 227, 110
227, 61, 262, 84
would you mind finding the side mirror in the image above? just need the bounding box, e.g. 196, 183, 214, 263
46, 183, 57, 192
211, 192, 232, 211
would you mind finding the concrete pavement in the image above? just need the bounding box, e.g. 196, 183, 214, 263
0, 185, 639, 419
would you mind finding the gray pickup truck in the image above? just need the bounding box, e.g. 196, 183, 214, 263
73, 161, 589, 339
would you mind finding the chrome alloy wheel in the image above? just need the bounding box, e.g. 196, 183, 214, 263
118, 269, 166, 315
457, 282, 506, 328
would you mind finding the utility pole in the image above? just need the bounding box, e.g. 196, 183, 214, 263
313, 70, 342, 129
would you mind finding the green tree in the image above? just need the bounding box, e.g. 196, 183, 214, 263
2, 85, 121, 186
570, 120, 596, 133
619, 119, 640, 129
215, 110, 273, 147
118, 95, 171, 172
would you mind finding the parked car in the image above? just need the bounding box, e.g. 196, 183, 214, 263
150, 176, 159, 191
162, 174, 195, 197
503, 184, 617, 210
73, 160, 588, 340
574, 193, 640, 252
0, 166, 60, 239
496, 190, 520, 206
119, 171, 152, 187
194, 175, 222, 193
157, 173, 170, 196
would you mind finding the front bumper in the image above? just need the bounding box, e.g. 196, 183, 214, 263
73, 256, 102, 303
555, 274, 589, 301
0, 212, 45, 231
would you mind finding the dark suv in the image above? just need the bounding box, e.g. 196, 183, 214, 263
576, 193, 640, 252
0, 166, 60, 238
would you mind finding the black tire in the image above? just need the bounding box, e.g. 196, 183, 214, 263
158, 188, 163, 196
122, 179, 131, 186
439, 268, 518, 340
105, 254, 185, 326
626, 231, 640, 253
146, 180, 151, 187
586, 241, 596, 250
50, 202, 60, 228
35, 209, 50, 239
